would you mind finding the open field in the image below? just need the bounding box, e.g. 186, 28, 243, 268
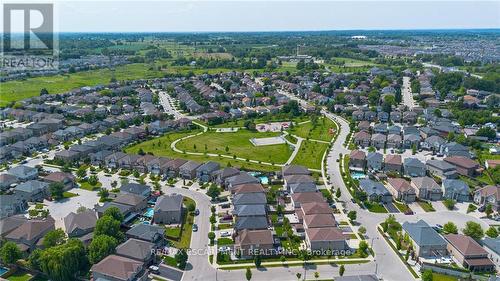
328, 57, 378, 67
289, 117, 336, 142
175, 130, 292, 164
125, 130, 281, 172
291, 140, 329, 170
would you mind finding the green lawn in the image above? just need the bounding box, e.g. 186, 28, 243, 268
291, 140, 328, 170
165, 226, 182, 239
175, 129, 292, 164
217, 238, 234, 246
218, 223, 233, 230
288, 117, 336, 142
7, 271, 33, 281
364, 202, 388, 213
125, 129, 280, 172
79, 181, 102, 191
63, 191, 79, 198
418, 201, 436, 212
432, 273, 458, 281
393, 201, 411, 213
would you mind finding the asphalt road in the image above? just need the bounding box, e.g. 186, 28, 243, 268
402, 76, 416, 110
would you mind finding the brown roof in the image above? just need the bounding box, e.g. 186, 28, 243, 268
476, 185, 500, 201
387, 178, 413, 192
384, 154, 402, 165
235, 229, 273, 246
301, 202, 332, 216
444, 234, 488, 256
354, 131, 371, 141
165, 158, 188, 170
464, 257, 495, 267
306, 227, 346, 242
5, 216, 55, 242
113, 193, 147, 207
303, 213, 336, 228
91, 254, 144, 280
291, 192, 326, 205
486, 160, 500, 169
444, 156, 479, 169
43, 172, 75, 183
233, 183, 265, 194
350, 150, 366, 160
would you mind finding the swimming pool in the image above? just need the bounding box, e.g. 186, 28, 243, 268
248, 172, 269, 185
351, 172, 366, 180
0, 267, 9, 277
143, 207, 154, 218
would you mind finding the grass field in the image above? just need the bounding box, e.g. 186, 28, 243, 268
418, 201, 436, 212
432, 273, 458, 281
175, 129, 292, 164
291, 140, 328, 170
289, 117, 336, 142
7, 271, 32, 281
125, 130, 281, 172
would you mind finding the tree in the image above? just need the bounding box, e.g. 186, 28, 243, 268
347, 210, 357, 222
486, 226, 499, 238
314, 271, 319, 280
94, 215, 124, 241
463, 221, 484, 240
245, 267, 252, 280
98, 188, 109, 202
88, 175, 99, 186
485, 204, 494, 218
296, 273, 302, 280
175, 249, 188, 269
42, 228, 66, 248
88, 235, 118, 264
76, 167, 86, 178
421, 269, 433, 281
40, 88, 49, 96
0, 241, 22, 265
208, 232, 215, 244
335, 188, 341, 198
254, 254, 261, 267
443, 199, 456, 210
357, 240, 369, 258
187, 202, 196, 213
103, 206, 124, 222
49, 182, 65, 200
28, 249, 43, 270
358, 226, 367, 236
39, 239, 87, 281
339, 264, 345, 276
206, 185, 220, 201
442, 222, 458, 234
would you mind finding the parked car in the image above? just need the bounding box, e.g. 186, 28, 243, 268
149, 265, 159, 273
194, 209, 200, 216
192, 224, 198, 232
219, 246, 231, 252
220, 231, 231, 237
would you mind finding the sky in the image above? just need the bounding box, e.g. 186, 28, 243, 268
48, 1, 500, 32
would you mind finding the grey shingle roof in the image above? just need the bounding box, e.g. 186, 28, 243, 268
154, 194, 183, 212
234, 204, 267, 217
402, 220, 446, 247
234, 216, 268, 230
232, 193, 267, 205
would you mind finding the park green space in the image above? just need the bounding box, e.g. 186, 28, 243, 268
175, 129, 292, 164
289, 117, 336, 142
291, 140, 329, 170
124, 130, 281, 172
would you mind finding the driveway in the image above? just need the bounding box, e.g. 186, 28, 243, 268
44, 188, 100, 229
384, 203, 400, 213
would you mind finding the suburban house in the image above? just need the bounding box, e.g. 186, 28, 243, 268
43, 172, 76, 190
179, 160, 201, 180
5, 216, 56, 252
354, 131, 371, 147
115, 238, 155, 265
444, 156, 480, 177
234, 204, 267, 217
232, 192, 267, 206
305, 227, 348, 252
367, 152, 383, 171
386, 134, 402, 148
402, 220, 447, 258
442, 179, 470, 202
231, 183, 265, 195
234, 216, 269, 231
64, 209, 98, 239
153, 194, 183, 225
164, 158, 188, 178
195, 161, 220, 182
349, 150, 366, 171
371, 133, 386, 149
411, 177, 442, 201
234, 229, 274, 257
282, 165, 311, 177
284, 174, 317, 193
215, 167, 241, 186
91, 254, 146, 281
441, 142, 471, 157
359, 179, 392, 203
444, 234, 495, 272
384, 154, 402, 173
226, 173, 260, 191
0, 173, 19, 190
481, 238, 500, 272
7, 165, 38, 181
403, 158, 426, 177
126, 224, 165, 245
291, 192, 327, 208
474, 185, 500, 211
14, 180, 49, 202
0, 195, 27, 219
426, 159, 458, 179
386, 178, 416, 203
120, 183, 151, 197
95, 202, 133, 218
113, 193, 148, 213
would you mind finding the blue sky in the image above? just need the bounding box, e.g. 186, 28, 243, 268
56, 1, 500, 32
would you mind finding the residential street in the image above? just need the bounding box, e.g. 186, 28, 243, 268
402, 76, 416, 109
